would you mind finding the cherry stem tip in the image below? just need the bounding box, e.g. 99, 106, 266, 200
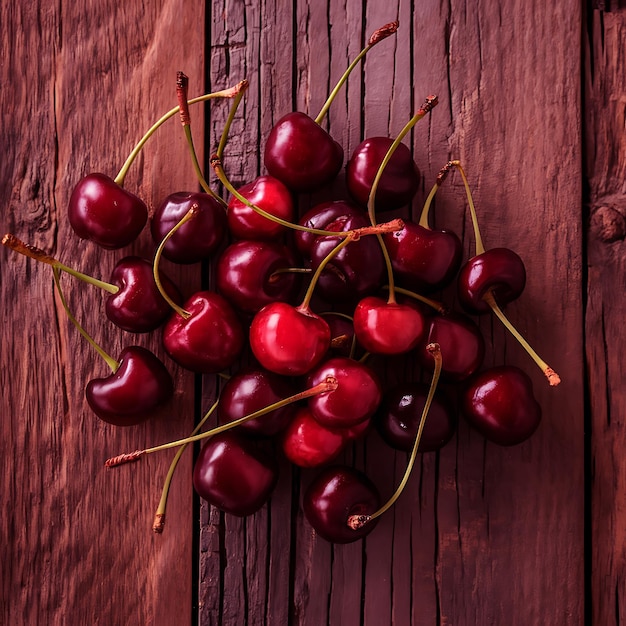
368, 21, 399, 46
545, 368, 561, 386
152, 513, 165, 534
105, 450, 145, 468
347, 514, 371, 530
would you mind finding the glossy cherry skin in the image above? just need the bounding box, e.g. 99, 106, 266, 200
458, 247, 526, 314
193, 431, 278, 516
383, 220, 463, 293
376, 382, 456, 452
218, 368, 297, 437
216, 240, 301, 314
150, 191, 227, 264
227, 175, 294, 240
249, 303, 331, 376
106, 256, 182, 333
309, 214, 385, 303
461, 366, 541, 446
163, 291, 245, 373
307, 357, 382, 429
281, 407, 347, 468
68, 173, 148, 249
419, 313, 485, 382
295, 200, 363, 259
353, 296, 426, 355
346, 137, 419, 210
264, 112, 344, 193
303, 465, 380, 543
85, 346, 173, 426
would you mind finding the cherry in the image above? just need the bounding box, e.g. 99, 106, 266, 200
460, 366, 541, 446
216, 239, 302, 314
376, 382, 455, 452
86, 346, 174, 426
163, 291, 245, 373
353, 295, 426, 355
281, 407, 347, 468
193, 431, 278, 516
249, 302, 331, 376
150, 191, 227, 264
303, 465, 380, 543
218, 368, 297, 437
227, 175, 295, 240
346, 136, 419, 210
324, 312, 356, 358
67, 173, 148, 249
306, 356, 382, 428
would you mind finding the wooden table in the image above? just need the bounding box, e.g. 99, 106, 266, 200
1, 2, 623, 624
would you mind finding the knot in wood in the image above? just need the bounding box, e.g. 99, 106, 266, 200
590, 205, 626, 243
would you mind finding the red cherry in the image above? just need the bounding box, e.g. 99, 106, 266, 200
303, 465, 380, 543
193, 431, 278, 516
461, 366, 541, 445
306, 356, 382, 428
353, 296, 426, 355
85, 346, 173, 426
68, 173, 148, 249
227, 175, 294, 240
150, 191, 227, 264
163, 291, 245, 373
249, 302, 331, 376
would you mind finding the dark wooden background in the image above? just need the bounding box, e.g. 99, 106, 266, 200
1, 1, 623, 624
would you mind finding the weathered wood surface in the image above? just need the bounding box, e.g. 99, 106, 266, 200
2, 0, 616, 624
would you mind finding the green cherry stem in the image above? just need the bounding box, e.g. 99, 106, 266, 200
2, 234, 119, 294
347, 342, 443, 530
152, 398, 220, 533
152, 205, 199, 319
315, 21, 399, 124
104, 377, 340, 468
366, 95, 439, 304
389, 285, 447, 314
52, 267, 119, 372
113, 80, 248, 187
417, 160, 457, 228
215, 78, 249, 161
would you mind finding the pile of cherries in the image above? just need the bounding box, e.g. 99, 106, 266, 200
4, 22, 560, 543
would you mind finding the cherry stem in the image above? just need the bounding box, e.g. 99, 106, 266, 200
176, 72, 226, 206
105, 377, 339, 468
366, 96, 439, 304
52, 267, 119, 372
2, 234, 119, 294
215, 79, 249, 161
451, 161, 485, 256
153, 398, 220, 533
268, 266, 312, 284
387, 285, 447, 314
347, 343, 443, 531
152, 205, 200, 319
418, 160, 457, 228
321, 311, 358, 359
483, 292, 561, 386
114, 80, 248, 186
314, 21, 399, 124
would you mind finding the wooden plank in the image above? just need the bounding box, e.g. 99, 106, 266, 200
1, 1, 203, 624
585, 4, 626, 625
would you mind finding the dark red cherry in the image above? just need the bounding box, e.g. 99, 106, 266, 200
457, 247, 526, 314
150, 191, 227, 264
249, 303, 331, 376
163, 291, 245, 373
216, 240, 301, 314
419, 312, 485, 382
303, 465, 380, 543
383, 220, 462, 293
346, 137, 419, 210
68, 173, 148, 249
295, 200, 363, 259
106, 256, 182, 333
218, 368, 297, 437
281, 407, 347, 468
193, 431, 278, 516
306, 357, 382, 428
353, 296, 425, 355
461, 366, 541, 446
227, 175, 294, 240
376, 382, 456, 452
263, 112, 344, 193
309, 214, 385, 303
324, 313, 356, 358
85, 346, 173, 426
